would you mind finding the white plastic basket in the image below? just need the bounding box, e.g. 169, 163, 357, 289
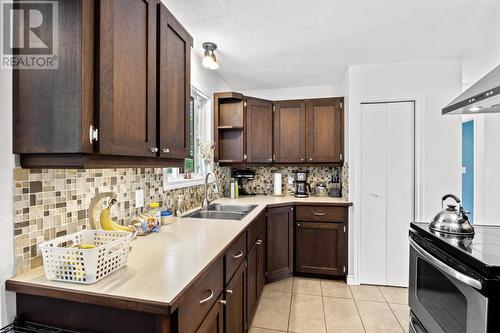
39, 230, 133, 284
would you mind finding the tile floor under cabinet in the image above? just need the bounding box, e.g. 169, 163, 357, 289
250, 277, 409, 333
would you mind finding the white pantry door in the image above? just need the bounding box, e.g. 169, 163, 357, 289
359, 101, 415, 287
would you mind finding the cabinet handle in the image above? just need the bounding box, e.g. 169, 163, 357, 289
219, 300, 227, 305
232, 250, 244, 259
162, 148, 170, 154
150, 147, 158, 153
301, 158, 304, 161
340, 154, 343, 161
226, 289, 233, 294
313, 212, 326, 216
199, 289, 214, 304
297, 223, 301, 227
244, 154, 248, 161
256, 240, 263, 245
290, 207, 294, 211
309, 158, 313, 161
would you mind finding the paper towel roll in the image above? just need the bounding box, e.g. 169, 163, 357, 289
273, 173, 282, 195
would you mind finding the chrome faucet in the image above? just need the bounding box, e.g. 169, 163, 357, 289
202, 172, 214, 210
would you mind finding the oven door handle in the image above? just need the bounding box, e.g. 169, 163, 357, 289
409, 238, 482, 290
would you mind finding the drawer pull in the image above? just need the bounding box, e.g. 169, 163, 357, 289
226, 289, 233, 294
256, 240, 263, 245
232, 250, 244, 259
313, 212, 326, 216
199, 289, 214, 304
220, 300, 227, 305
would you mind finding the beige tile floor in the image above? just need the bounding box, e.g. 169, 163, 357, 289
250, 277, 410, 333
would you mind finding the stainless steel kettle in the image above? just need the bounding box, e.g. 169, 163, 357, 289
429, 194, 474, 235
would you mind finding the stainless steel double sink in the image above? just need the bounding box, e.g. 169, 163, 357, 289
184, 203, 257, 220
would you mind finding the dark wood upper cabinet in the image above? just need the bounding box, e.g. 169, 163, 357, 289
13, 0, 95, 155
13, 0, 191, 168
158, 5, 192, 159
273, 100, 306, 163
306, 98, 344, 163
267, 206, 294, 282
214, 93, 246, 163
98, 0, 158, 157
246, 98, 273, 163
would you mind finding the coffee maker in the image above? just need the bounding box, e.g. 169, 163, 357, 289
293, 170, 310, 198
232, 169, 257, 196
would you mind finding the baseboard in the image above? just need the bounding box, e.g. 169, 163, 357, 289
346, 274, 358, 285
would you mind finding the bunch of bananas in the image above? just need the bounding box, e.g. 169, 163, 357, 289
100, 198, 135, 233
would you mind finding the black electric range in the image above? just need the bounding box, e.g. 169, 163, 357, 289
409, 223, 500, 333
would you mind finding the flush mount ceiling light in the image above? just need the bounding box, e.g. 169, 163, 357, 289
202, 42, 220, 70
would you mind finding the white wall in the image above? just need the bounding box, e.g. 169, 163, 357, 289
344, 58, 463, 284
241, 84, 343, 100
191, 50, 232, 97
473, 114, 500, 225
0, 68, 15, 326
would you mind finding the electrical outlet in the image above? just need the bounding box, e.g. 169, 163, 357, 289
288, 176, 294, 185
135, 189, 144, 208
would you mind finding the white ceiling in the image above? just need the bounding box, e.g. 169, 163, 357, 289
163, 0, 500, 90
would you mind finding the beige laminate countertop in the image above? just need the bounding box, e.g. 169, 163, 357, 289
6, 195, 351, 314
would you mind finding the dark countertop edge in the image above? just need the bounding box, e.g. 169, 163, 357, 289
6, 201, 351, 314
5, 279, 172, 316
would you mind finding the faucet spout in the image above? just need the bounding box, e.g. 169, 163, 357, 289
203, 172, 214, 210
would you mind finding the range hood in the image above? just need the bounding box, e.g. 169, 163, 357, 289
443, 64, 500, 115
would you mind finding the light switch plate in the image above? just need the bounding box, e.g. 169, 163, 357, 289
288, 176, 294, 185
135, 189, 144, 208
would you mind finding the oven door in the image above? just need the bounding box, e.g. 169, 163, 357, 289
409, 237, 488, 333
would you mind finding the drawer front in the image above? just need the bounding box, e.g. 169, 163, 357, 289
247, 210, 266, 251
296, 206, 346, 222
179, 258, 224, 333
225, 232, 247, 282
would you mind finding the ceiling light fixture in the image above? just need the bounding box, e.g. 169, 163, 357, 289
202, 42, 220, 70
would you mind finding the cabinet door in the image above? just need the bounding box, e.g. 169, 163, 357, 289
256, 228, 266, 299
98, 0, 158, 157
196, 297, 224, 333
273, 101, 306, 163
306, 98, 344, 163
267, 207, 294, 282
246, 98, 273, 163
246, 245, 257, 321
295, 221, 346, 276
225, 262, 246, 333
246, 226, 266, 322
159, 5, 192, 159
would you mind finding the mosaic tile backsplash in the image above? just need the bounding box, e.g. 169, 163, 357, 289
229, 164, 349, 197
13, 166, 230, 274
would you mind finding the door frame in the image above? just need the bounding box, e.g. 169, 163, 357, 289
348, 94, 424, 285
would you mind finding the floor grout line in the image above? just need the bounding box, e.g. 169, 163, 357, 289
352, 298, 368, 333
387, 303, 407, 333
320, 280, 329, 333
286, 277, 294, 333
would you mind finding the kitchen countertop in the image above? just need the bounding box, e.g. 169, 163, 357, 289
6, 195, 351, 315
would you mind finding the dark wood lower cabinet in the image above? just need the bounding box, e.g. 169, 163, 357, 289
196, 296, 224, 333
225, 262, 246, 333
295, 221, 347, 276
8, 204, 349, 333
247, 227, 266, 322
267, 206, 294, 282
